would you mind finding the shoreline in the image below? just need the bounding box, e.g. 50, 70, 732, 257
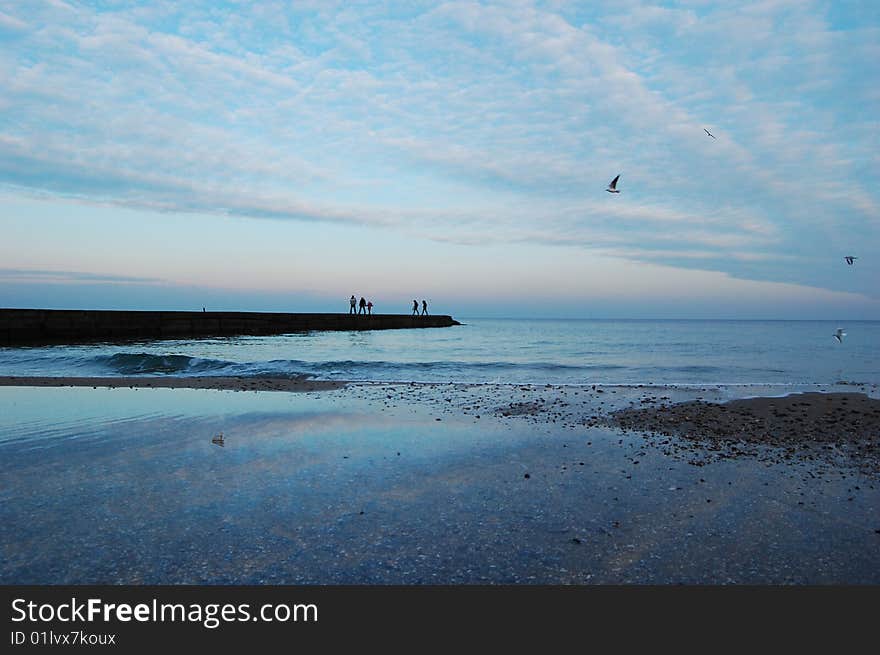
2, 376, 876, 474
0, 375, 347, 392
1, 375, 875, 392
0, 376, 880, 472
0, 374, 876, 402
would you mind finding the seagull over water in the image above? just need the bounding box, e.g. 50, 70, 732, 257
606, 174, 621, 193
834, 328, 846, 343
845, 256, 857, 265
704, 128, 716, 139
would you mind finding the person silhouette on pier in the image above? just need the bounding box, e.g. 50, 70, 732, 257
359, 297, 367, 315
367, 300, 373, 316
421, 300, 428, 316
412, 300, 419, 316
350, 295, 356, 314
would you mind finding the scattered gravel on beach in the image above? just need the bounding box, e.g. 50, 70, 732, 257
610, 392, 880, 475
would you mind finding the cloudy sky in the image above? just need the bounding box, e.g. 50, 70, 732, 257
1, 0, 878, 318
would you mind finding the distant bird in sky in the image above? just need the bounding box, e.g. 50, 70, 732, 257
704, 128, 716, 139
833, 328, 846, 343
606, 174, 621, 193
845, 256, 857, 265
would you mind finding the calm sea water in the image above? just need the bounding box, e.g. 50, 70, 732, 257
0, 318, 877, 386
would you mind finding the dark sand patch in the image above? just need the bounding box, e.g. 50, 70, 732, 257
610, 392, 880, 474
496, 400, 547, 417
0, 376, 346, 393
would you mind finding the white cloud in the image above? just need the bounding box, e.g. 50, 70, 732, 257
0, 268, 163, 284
0, 11, 27, 32
0, 0, 877, 303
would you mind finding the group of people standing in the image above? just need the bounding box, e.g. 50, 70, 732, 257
349, 295, 374, 315
347, 296, 429, 316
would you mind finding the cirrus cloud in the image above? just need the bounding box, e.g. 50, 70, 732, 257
0, 0, 877, 302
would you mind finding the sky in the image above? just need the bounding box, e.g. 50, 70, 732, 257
1, 0, 878, 319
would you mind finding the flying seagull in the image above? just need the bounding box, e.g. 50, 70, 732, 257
606, 174, 621, 193
845, 256, 857, 265
833, 328, 846, 343
704, 128, 716, 139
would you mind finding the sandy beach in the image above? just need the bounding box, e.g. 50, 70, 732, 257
1, 377, 878, 584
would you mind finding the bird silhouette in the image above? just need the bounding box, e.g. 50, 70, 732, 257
704, 128, 716, 139
606, 174, 621, 193
844, 256, 857, 265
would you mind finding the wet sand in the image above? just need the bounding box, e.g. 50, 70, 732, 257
0, 375, 347, 392
2, 376, 878, 473
1, 380, 878, 584
2, 376, 878, 471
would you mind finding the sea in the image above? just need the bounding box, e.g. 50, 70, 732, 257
1, 318, 877, 387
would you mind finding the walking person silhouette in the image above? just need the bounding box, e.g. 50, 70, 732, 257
421, 300, 428, 316
359, 297, 367, 315
412, 300, 419, 316
349, 295, 356, 314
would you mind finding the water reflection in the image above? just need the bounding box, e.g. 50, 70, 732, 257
1, 386, 878, 584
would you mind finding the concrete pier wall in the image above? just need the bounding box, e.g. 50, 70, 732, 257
0, 309, 461, 345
